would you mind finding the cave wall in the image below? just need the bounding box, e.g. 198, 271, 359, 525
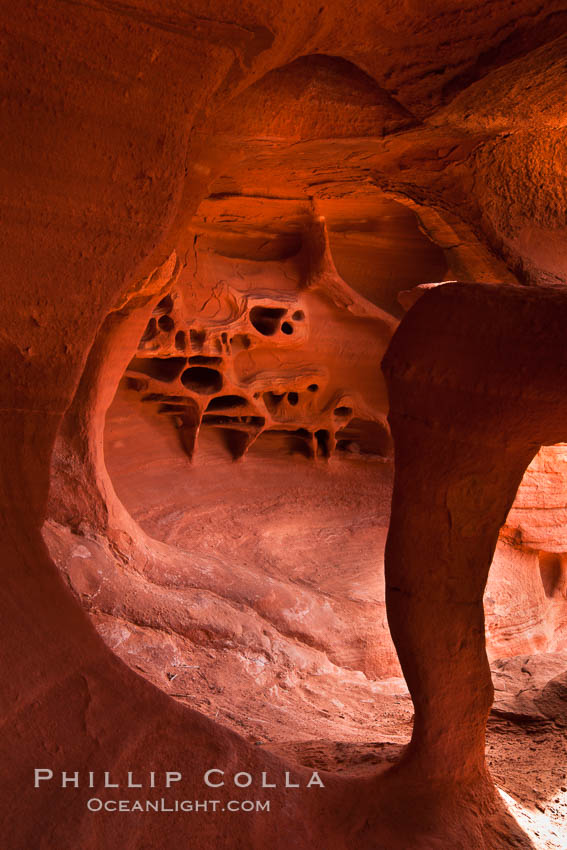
3, 2, 567, 848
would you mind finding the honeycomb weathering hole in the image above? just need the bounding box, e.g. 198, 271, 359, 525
181, 366, 223, 394
141, 317, 158, 342
249, 305, 287, 336
129, 356, 186, 382
154, 293, 174, 314
206, 395, 248, 410
189, 328, 206, 350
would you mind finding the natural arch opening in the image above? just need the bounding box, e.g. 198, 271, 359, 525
43, 195, 567, 760
37, 164, 567, 850
9, 5, 567, 850
37, 45, 567, 850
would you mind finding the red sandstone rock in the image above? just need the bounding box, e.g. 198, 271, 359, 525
3, 4, 567, 850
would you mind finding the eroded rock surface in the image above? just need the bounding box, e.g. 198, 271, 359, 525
4, 3, 567, 850
124, 218, 395, 463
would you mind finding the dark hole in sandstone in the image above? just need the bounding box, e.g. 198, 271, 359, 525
294, 428, 313, 454
334, 406, 353, 418
189, 355, 223, 366
189, 328, 206, 350
264, 391, 286, 414
251, 429, 312, 458
288, 391, 299, 406
154, 294, 174, 314
307, 383, 318, 392
281, 321, 293, 335
336, 418, 392, 457
181, 366, 223, 394
219, 428, 252, 461
175, 331, 186, 350
158, 314, 174, 332
206, 395, 248, 411
140, 317, 158, 343
128, 356, 186, 383
315, 428, 330, 457
292, 310, 305, 321
539, 552, 567, 599
249, 306, 287, 336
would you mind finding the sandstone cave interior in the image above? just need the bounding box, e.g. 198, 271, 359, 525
4, 4, 567, 849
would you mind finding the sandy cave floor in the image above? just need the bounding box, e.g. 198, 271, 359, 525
97, 392, 567, 848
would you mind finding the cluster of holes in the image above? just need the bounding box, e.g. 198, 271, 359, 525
140, 294, 306, 361
263, 387, 322, 414
130, 295, 390, 463
140, 294, 177, 346
249, 305, 304, 338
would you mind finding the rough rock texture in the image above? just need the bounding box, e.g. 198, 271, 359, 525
3, 3, 567, 850
382, 283, 567, 787
124, 217, 395, 463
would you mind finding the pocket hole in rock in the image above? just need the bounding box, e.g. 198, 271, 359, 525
128, 356, 187, 382
181, 366, 223, 394
250, 306, 287, 336
158, 315, 174, 332
154, 294, 174, 314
